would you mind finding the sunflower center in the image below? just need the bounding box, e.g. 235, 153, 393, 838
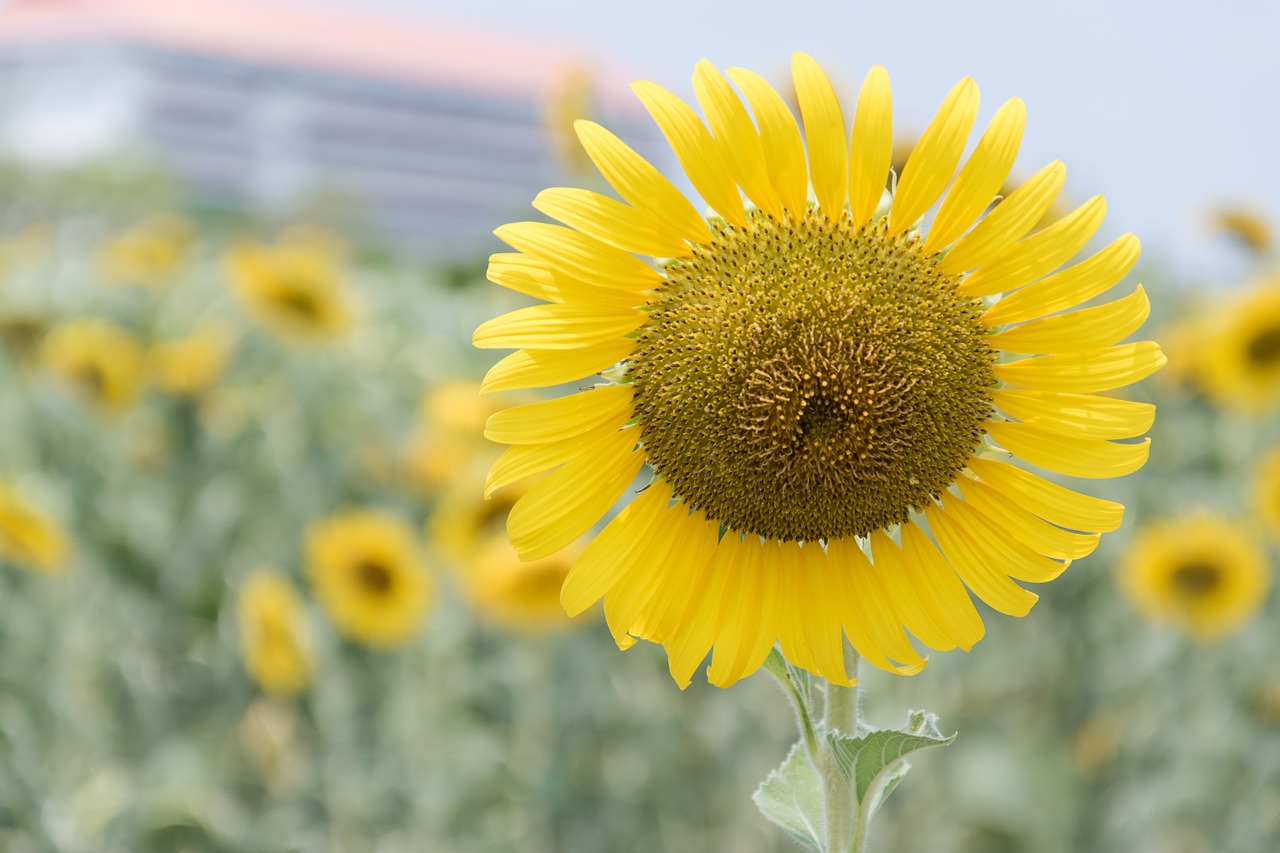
356, 559, 394, 595
627, 210, 995, 542
1170, 561, 1221, 597
1246, 326, 1280, 369
274, 285, 321, 321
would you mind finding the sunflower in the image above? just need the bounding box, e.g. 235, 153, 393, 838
461, 537, 583, 632
0, 483, 70, 574
42, 318, 145, 411
403, 379, 505, 493
475, 54, 1163, 688
1198, 284, 1280, 410
149, 326, 234, 398
430, 475, 530, 563
306, 510, 430, 647
98, 215, 193, 287
1212, 207, 1273, 255
1120, 514, 1269, 639
227, 241, 351, 344
1251, 448, 1280, 540
239, 571, 311, 697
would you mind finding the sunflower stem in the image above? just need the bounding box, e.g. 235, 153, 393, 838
820, 644, 862, 853
763, 648, 820, 762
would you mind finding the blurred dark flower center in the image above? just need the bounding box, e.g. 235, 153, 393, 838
1170, 561, 1221, 596
356, 559, 393, 594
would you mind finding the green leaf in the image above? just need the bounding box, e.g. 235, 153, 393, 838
827, 710, 956, 804
753, 742, 824, 851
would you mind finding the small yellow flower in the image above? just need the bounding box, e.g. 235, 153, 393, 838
1252, 448, 1280, 540
239, 571, 311, 697
149, 326, 234, 397
1198, 284, 1280, 410
1213, 207, 1273, 255
42, 318, 145, 411
1120, 513, 1270, 639
306, 510, 430, 647
98, 215, 193, 287
0, 483, 70, 574
228, 242, 351, 344
462, 537, 583, 633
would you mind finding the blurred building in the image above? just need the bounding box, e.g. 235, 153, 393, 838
0, 0, 657, 257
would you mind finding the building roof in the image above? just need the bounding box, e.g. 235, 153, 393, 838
0, 0, 640, 105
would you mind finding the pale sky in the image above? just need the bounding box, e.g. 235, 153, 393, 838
353, 0, 1277, 286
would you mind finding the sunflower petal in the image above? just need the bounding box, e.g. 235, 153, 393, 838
792, 52, 847, 221
994, 342, 1167, 393
727, 66, 809, 218
984, 233, 1141, 325
925, 97, 1026, 253
507, 429, 644, 560
495, 222, 663, 291
938, 160, 1066, 274
480, 339, 635, 394
693, 60, 782, 218
487, 253, 645, 307
708, 536, 783, 688
573, 121, 711, 243
889, 77, 979, 235
533, 188, 691, 258
665, 535, 734, 688
958, 196, 1107, 297
847, 65, 893, 226
484, 408, 633, 497
484, 384, 633, 445
940, 492, 1070, 583
778, 541, 851, 685
988, 286, 1150, 354
956, 478, 1099, 560
966, 456, 1125, 532
869, 529, 958, 652
898, 522, 985, 651
631, 80, 746, 227
985, 421, 1151, 479
925, 501, 1039, 617
472, 303, 645, 350
827, 537, 927, 675
990, 389, 1156, 440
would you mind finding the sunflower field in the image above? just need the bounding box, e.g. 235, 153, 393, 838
1, 60, 1278, 853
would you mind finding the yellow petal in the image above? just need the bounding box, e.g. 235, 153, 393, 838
994, 341, 1167, 393
966, 455, 1124, 533
533, 188, 691, 258
956, 478, 1099, 560
631, 80, 746, 227
707, 536, 783, 688
573, 121, 711, 243
484, 409, 633, 497
924, 501, 1039, 617
508, 428, 644, 560
889, 77, 979, 235
726, 66, 809, 219
664, 533, 733, 688
985, 421, 1151, 479
938, 160, 1066, 274
988, 286, 1150, 354
958, 196, 1107, 297
984, 233, 1141, 325
472, 303, 645, 351
495, 222, 663, 292
484, 384, 633, 445
898, 522, 985, 651
827, 537, 926, 676
693, 60, 782, 218
487, 253, 644, 307
925, 97, 1026, 253
777, 541, 851, 685
939, 492, 1069, 583
847, 65, 893, 226
869, 529, 957, 652
990, 389, 1156, 440
480, 339, 635, 394
791, 52, 847, 221
560, 481, 672, 616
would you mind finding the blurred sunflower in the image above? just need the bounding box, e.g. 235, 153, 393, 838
228, 242, 351, 344
0, 483, 70, 574
98, 215, 193, 287
476, 54, 1163, 688
1120, 514, 1269, 639
1198, 284, 1280, 410
403, 379, 504, 493
42, 318, 145, 411
1251, 448, 1280, 540
306, 510, 430, 647
239, 571, 311, 697
429, 476, 529, 563
461, 538, 583, 632
1212, 207, 1273, 255
149, 326, 234, 398
544, 62, 597, 177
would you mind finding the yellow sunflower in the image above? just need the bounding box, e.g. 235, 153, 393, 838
475, 54, 1163, 688
1120, 514, 1269, 639
239, 571, 311, 697
0, 483, 70, 574
1251, 448, 1280, 540
42, 318, 145, 411
227, 242, 351, 344
1198, 284, 1280, 410
306, 510, 431, 647
403, 379, 504, 493
149, 326, 234, 398
98, 215, 193, 287
1212, 207, 1273, 255
430, 475, 530, 563
461, 537, 583, 632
